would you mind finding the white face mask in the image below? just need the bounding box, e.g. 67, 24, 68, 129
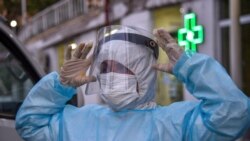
98, 72, 140, 111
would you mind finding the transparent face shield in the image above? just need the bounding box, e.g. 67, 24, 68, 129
85, 25, 158, 95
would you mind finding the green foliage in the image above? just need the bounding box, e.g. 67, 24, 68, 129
0, 0, 59, 21
27, 0, 59, 16
2, 0, 21, 20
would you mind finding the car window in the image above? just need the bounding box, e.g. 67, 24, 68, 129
0, 42, 34, 118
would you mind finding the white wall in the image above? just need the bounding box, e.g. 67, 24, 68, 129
44, 47, 58, 72
121, 10, 154, 32
75, 30, 97, 45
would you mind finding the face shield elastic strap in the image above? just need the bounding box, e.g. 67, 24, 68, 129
96, 33, 159, 59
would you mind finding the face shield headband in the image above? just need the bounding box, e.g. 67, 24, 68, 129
94, 33, 159, 59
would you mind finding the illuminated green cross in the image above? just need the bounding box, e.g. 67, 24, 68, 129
178, 13, 204, 52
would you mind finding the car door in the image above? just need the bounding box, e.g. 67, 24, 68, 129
0, 22, 45, 141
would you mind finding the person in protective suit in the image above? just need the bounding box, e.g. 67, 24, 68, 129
15, 26, 250, 141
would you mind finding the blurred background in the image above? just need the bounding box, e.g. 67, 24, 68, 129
0, 0, 249, 140
1, 0, 250, 108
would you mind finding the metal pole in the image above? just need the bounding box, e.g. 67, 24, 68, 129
105, 0, 110, 26
229, 0, 242, 88
21, 0, 27, 25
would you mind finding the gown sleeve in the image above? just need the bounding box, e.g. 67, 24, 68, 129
15, 72, 76, 141
173, 52, 250, 140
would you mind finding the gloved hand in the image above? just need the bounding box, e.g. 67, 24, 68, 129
60, 42, 96, 87
153, 28, 184, 73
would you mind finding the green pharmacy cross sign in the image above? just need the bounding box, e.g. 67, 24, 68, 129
178, 13, 204, 52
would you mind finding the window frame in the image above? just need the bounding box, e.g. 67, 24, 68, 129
0, 23, 45, 119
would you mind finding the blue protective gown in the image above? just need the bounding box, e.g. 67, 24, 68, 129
16, 52, 250, 141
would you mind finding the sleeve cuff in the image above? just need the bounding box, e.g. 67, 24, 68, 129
51, 72, 76, 98
173, 51, 195, 81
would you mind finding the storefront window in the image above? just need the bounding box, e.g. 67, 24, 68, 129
220, 27, 230, 73
219, 0, 229, 20
219, 0, 250, 96
220, 0, 250, 20
241, 0, 250, 16
242, 24, 250, 96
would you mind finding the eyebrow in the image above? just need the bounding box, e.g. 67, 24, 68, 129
100, 60, 135, 75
